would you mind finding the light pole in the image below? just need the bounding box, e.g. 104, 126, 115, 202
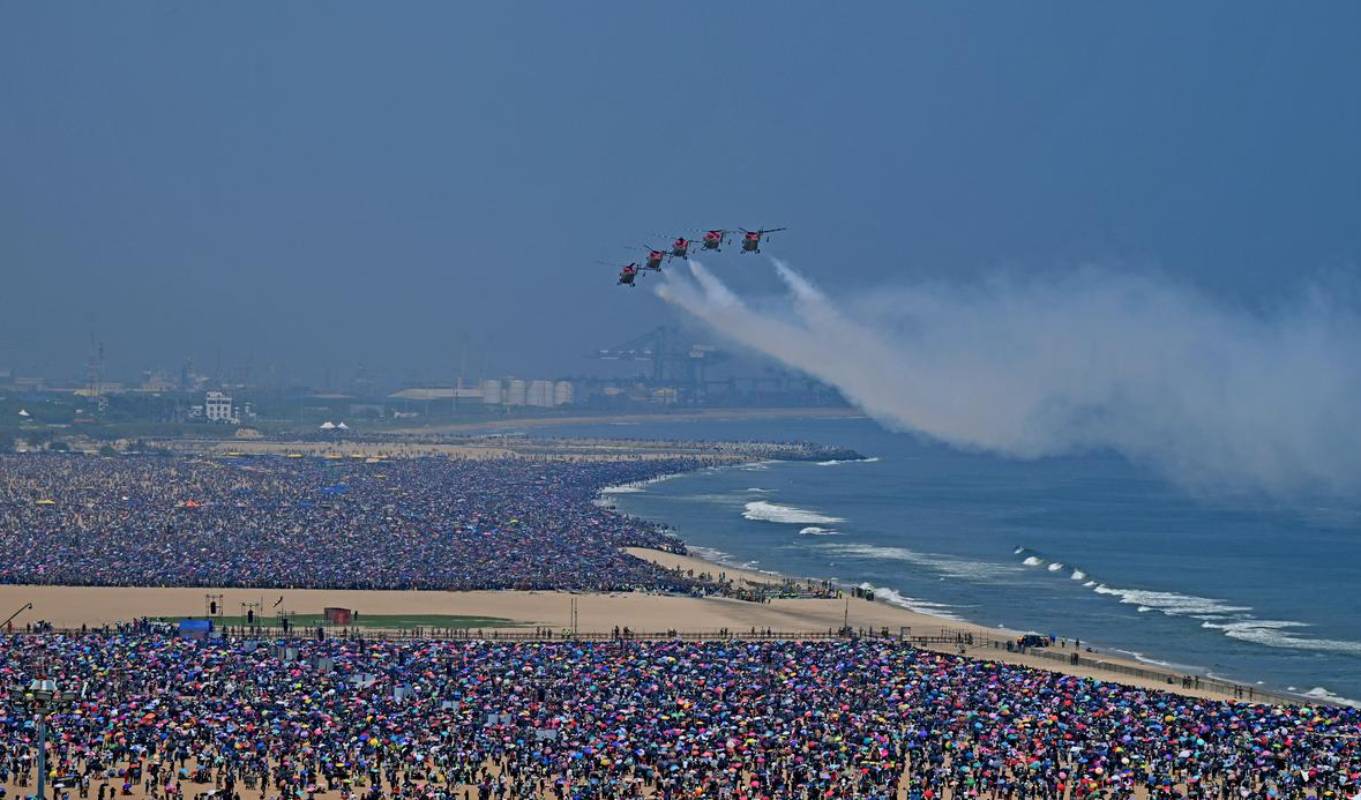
22, 678, 79, 800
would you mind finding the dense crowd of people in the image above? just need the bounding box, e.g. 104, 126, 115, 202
0, 454, 707, 591
0, 633, 1357, 800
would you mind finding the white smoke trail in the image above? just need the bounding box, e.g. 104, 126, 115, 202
656, 260, 1361, 497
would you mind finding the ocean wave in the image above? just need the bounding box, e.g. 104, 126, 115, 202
1111, 648, 1175, 669
1021, 556, 1044, 567
1013, 546, 1026, 555
822, 543, 1024, 582
742, 500, 844, 525
1302, 687, 1361, 709
798, 526, 841, 536
599, 484, 644, 494
1201, 619, 1361, 657
687, 545, 738, 565
1070, 569, 1087, 581
857, 582, 961, 620
686, 546, 774, 575
1046, 562, 1064, 572
817, 456, 882, 466
1091, 584, 1253, 617
745, 487, 770, 493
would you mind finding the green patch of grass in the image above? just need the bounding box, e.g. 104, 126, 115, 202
158, 613, 520, 630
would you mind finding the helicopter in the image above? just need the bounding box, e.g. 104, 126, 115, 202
598, 259, 646, 287
700, 229, 731, 252
635, 246, 668, 272
739, 227, 787, 253
667, 236, 694, 259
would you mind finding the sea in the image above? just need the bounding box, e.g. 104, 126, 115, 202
536, 415, 1361, 706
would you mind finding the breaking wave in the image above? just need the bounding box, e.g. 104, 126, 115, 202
798, 526, 841, 536
1302, 687, 1361, 708
1090, 585, 1253, 616
858, 582, 961, 620
1201, 619, 1361, 657
742, 500, 844, 525
823, 542, 1025, 583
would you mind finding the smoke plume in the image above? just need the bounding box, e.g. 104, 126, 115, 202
656, 260, 1361, 497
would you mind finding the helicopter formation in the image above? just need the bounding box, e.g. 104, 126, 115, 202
607, 227, 787, 286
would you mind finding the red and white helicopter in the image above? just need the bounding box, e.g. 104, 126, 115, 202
700, 229, 732, 252
739, 227, 787, 254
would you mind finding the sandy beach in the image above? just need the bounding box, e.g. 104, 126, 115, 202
0, 545, 1282, 704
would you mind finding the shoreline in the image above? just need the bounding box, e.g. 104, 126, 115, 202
596, 466, 1325, 707
625, 546, 1309, 706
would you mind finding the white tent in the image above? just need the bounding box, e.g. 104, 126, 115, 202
319, 421, 336, 430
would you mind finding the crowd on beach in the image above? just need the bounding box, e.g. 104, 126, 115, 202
0, 454, 708, 592
0, 634, 1357, 800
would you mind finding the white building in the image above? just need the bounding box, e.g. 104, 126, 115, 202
481, 379, 503, 405
553, 381, 575, 406
506, 379, 527, 406
205, 391, 235, 423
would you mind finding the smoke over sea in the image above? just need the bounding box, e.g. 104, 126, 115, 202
657, 260, 1361, 498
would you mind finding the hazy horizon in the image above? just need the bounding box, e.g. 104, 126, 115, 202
3, 3, 1359, 386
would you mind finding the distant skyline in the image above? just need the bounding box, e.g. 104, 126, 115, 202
3, 2, 1358, 380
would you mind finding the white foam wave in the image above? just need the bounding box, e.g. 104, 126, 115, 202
1070, 569, 1087, 581
599, 484, 644, 494
817, 456, 882, 466
1046, 562, 1064, 572
685, 544, 762, 574
742, 500, 844, 525
1201, 619, 1361, 656
1013, 546, 1025, 555
1082, 580, 1097, 587
823, 543, 1024, 582
858, 582, 961, 620
1111, 648, 1177, 669
1022, 556, 1044, 567
1301, 687, 1361, 709
745, 487, 770, 493
798, 526, 841, 536
1091, 585, 1252, 617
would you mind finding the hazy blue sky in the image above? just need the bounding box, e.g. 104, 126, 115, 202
2, 2, 1358, 385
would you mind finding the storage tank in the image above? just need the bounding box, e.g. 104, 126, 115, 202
481, 379, 503, 405
506, 379, 527, 406
527, 380, 554, 407
553, 381, 575, 406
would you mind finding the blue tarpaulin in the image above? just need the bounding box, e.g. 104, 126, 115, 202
178, 619, 212, 639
